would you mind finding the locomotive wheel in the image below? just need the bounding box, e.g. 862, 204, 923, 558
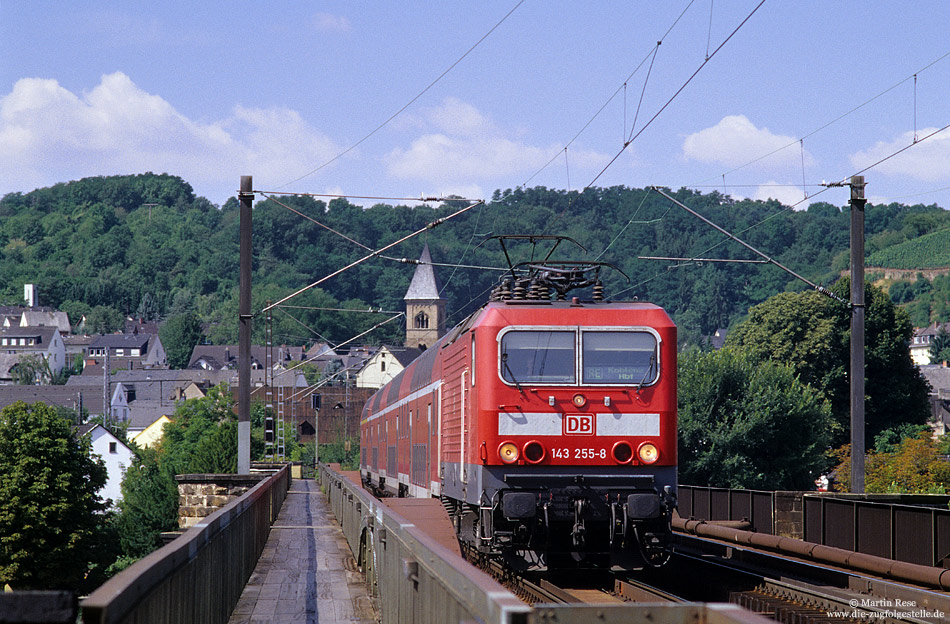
458, 506, 479, 548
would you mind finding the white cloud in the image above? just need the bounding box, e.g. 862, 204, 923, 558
750, 181, 809, 209
385, 97, 606, 196
0, 73, 341, 203
683, 115, 808, 169
850, 128, 950, 182
312, 12, 351, 32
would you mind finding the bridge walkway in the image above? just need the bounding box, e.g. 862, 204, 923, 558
227, 478, 377, 624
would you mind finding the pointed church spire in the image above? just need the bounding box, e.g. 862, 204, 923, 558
403, 243, 443, 301
404, 244, 446, 349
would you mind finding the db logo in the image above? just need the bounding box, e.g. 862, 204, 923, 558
564, 414, 594, 436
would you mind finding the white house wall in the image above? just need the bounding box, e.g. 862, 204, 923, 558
88, 426, 134, 506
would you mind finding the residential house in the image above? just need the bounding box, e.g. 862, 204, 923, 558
0, 385, 104, 416
0, 284, 71, 334
126, 403, 176, 441
124, 317, 160, 336
0, 326, 66, 382
356, 345, 422, 389
65, 368, 234, 427
87, 333, 167, 370
130, 415, 172, 448
912, 322, 950, 366
63, 334, 93, 369
305, 342, 337, 360
1, 309, 72, 334
174, 380, 211, 401
917, 364, 950, 436
709, 328, 728, 350
187, 344, 305, 371
77, 423, 134, 506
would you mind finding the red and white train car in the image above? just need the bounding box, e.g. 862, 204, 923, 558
360, 296, 677, 567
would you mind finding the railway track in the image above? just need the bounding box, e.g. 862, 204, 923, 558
465, 532, 948, 623
358, 478, 947, 622
660, 532, 950, 624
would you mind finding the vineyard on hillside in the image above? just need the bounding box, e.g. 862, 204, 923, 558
868, 227, 950, 269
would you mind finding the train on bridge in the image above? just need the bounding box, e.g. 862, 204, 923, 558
360, 237, 677, 569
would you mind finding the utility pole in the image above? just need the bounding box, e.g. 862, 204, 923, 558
850, 176, 866, 493
238, 176, 253, 474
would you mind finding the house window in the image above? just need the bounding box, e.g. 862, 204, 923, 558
380, 360, 386, 372
1, 339, 6, 346
130, 348, 140, 356
109, 442, 117, 453
116, 349, 124, 356
18, 338, 25, 346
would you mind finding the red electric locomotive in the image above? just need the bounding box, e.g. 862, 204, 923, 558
360, 239, 677, 568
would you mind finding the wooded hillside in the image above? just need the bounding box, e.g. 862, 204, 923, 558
2, 174, 948, 344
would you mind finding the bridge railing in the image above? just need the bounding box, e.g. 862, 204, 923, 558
803, 494, 950, 568
677, 485, 778, 534
320, 466, 777, 624
319, 464, 533, 624
81, 464, 290, 624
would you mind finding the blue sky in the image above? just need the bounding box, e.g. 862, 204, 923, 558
3, 2, 950, 210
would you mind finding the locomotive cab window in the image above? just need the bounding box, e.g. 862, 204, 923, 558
582, 330, 658, 385
499, 330, 575, 384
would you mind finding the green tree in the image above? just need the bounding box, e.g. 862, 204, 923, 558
159, 312, 204, 369
929, 326, 950, 365
58, 300, 91, 332
0, 402, 109, 590
678, 348, 833, 489
86, 305, 124, 334
832, 432, 950, 494
135, 291, 161, 321
11, 354, 51, 385
116, 447, 179, 558
159, 386, 236, 473
727, 279, 931, 447
188, 419, 238, 473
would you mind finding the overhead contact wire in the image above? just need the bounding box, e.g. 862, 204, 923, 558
627, 43, 661, 145
519, 0, 697, 190
278, 0, 525, 189
584, 0, 767, 192
262, 192, 373, 252
691, 49, 950, 186
261, 200, 484, 312
644, 122, 950, 290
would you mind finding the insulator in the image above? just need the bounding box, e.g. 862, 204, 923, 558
529, 280, 542, 299
492, 279, 512, 301
512, 279, 528, 300
593, 281, 605, 302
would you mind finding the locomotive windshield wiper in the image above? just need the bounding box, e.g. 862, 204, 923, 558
636, 352, 656, 395
501, 352, 525, 396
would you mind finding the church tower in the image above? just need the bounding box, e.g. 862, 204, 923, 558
404, 243, 446, 350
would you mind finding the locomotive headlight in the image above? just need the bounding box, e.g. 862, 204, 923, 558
498, 441, 520, 464
638, 442, 660, 464
572, 393, 587, 408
